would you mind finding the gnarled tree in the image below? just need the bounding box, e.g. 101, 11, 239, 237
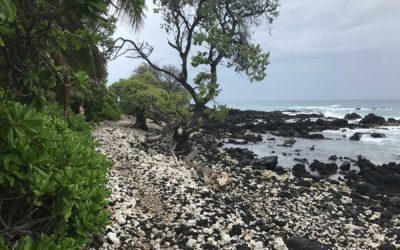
110, 71, 190, 131
114, 0, 279, 153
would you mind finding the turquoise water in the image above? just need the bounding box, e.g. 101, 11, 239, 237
224, 99, 400, 119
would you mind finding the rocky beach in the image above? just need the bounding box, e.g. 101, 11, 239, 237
90, 110, 400, 249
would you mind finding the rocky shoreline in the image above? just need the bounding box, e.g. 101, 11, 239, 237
90, 112, 399, 249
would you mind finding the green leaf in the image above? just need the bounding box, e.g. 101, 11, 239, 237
16, 236, 33, 250
0, 0, 16, 22
7, 128, 13, 145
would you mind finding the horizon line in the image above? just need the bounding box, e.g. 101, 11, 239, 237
219, 98, 400, 103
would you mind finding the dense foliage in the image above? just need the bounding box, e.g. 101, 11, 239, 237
71, 81, 122, 122
0, 0, 145, 248
0, 101, 109, 249
0, 0, 143, 118
0, 0, 112, 109
110, 70, 190, 130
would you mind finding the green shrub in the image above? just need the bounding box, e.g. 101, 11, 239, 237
85, 91, 121, 122
71, 82, 121, 123
0, 101, 109, 249
44, 103, 93, 137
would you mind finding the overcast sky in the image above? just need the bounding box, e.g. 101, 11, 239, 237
107, 0, 400, 102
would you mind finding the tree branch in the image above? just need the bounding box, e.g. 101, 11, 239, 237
113, 37, 199, 104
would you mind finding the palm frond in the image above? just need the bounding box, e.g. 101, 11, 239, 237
63, 45, 107, 83
113, 0, 147, 30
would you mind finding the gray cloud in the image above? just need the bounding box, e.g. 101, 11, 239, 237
108, 0, 400, 101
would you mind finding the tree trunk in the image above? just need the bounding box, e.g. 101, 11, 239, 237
133, 111, 148, 131
173, 128, 191, 155
55, 83, 70, 121
172, 105, 205, 154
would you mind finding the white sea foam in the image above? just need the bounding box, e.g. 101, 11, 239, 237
225, 100, 400, 119
225, 100, 400, 166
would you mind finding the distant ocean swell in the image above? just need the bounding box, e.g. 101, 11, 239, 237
224, 100, 400, 119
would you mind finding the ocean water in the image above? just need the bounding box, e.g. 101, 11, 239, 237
223, 99, 400, 167
224, 99, 400, 119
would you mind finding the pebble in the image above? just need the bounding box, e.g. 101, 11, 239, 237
221, 233, 231, 244
186, 239, 197, 248
274, 237, 288, 250
106, 232, 120, 246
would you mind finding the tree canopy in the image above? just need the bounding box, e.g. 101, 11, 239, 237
114, 0, 279, 151
110, 69, 190, 130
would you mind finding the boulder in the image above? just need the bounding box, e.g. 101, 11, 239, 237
358, 160, 400, 195
285, 237, 328, 250
349, 132, 362, 141
225, 147, 255, 160
389, 196, 400, 207
387, 118, 400, 126
370, 132, 385, 138
344, 113, 362, 120
360, 113, 386, 126
310, 160, 338, 176
357, 183, 378, 197
329, 155, 338, 161
257, 156, 278, 170
292, 164, 309, 178
357, 156, 375, 170
340, 161, 351, 171
324, 163, 339, 175
344, 170, 361, 188
307, 133, 324, 139
332, 118, 348, 127
275, 166, 286, 174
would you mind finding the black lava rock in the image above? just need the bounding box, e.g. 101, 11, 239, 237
378, 242, 397, 250
370, 132, 386, 138
285, 237, 329, 250
307, 133, 325, 139
344, 170, 361, 188
292, 164, 309, 178
329, 155, 338, 161
357, 183, 378, 197
310, 160, 338, 176
360, 113, 386, 126
349, 132, 362, 141
357, 156, 375, 170
340, 161, 351, 171
229, 224, 242, 237
357, 159, 400, 195
344, 113, 362, 120
387, 118, 400, 125
256, 156, 278, 170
